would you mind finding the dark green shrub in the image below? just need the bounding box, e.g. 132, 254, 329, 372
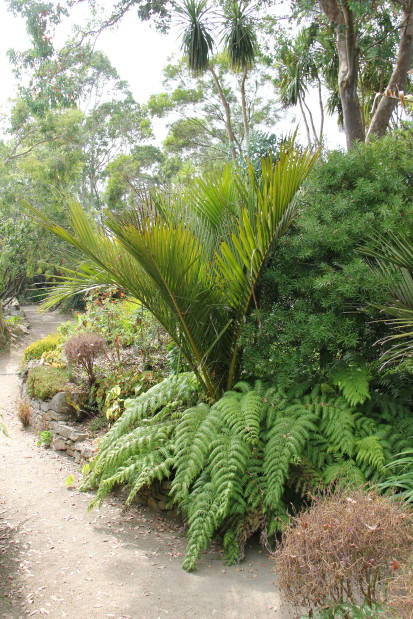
241, 129, 413, 389
26, 365, 69, 400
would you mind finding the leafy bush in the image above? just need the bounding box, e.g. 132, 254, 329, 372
241, 130, 413, 388
26, 365, 69, 400
80, 369, 413, 572
22, 333, 63, 365
273, 488, 413, 614
64, 332, 106, 383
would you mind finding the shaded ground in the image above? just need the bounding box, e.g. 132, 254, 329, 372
0, 306, 293, 619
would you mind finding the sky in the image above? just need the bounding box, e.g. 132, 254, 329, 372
0, 0, 346, 148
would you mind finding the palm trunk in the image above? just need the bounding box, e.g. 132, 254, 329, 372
366, 3, 413, 142
208, 65, 238, 159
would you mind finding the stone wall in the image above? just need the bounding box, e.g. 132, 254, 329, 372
21, 387, 97, 465
21, 387, 174, 513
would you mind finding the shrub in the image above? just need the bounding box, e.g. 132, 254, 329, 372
241, 130, 413, 388
22, 333, 63, 365
26, 365, 69, 400
64, 333, 105, 383
17, 398, 31, 426
273, 488, 413, 614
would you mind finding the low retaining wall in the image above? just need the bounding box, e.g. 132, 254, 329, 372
21, 387, 96, 465
21, 387, 174, 513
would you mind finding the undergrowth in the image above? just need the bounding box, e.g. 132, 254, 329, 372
80, 370, 413, 571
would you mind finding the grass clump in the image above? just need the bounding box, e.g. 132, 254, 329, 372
273, 487, 413, 615
26, 365, 69, 400
17, 398, 31, 426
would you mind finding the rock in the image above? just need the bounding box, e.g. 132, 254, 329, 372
146, 497, 159, 511
80, 445, 96, 460
51, 437, 67, 450
48, 392, 77, 416
54, 424, 88, 442
161, 480, 172, 490
157, 501, 169, 511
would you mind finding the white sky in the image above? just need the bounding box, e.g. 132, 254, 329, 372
0, 0, 345, 148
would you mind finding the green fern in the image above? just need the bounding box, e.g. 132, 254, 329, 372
329, 359, 371, 407
80, 372, 413, 571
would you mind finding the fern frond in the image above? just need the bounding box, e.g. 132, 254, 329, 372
329, 360, 371, 406
355, 436, 385, 472
323, 459, 366, 486
264, 414, 316, 508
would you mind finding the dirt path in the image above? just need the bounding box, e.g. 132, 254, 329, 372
0, 307, 293, 619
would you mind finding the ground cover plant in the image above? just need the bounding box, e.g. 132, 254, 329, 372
21, 292, 171, 423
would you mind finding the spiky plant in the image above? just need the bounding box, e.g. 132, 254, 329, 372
221, 0, 257, 72
177, 0, 215, 75
23, 148, 318, 400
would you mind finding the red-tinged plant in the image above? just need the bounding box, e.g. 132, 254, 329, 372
64, 332, 105, 384
273, 488, 413, 615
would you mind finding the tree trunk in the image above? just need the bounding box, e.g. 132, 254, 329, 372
240, 67, 249, 141
0, 303, 9, 350
366, 2, 413, 142
208, 65, 238, 159
319, 0, 365, 148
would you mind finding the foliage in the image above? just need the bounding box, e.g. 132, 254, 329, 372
64, 333, 106, 384
378, 450, 413, 504
26, 365, 69, 400
22, 333, 64, 365
80, 365, 413, 571
240, 130, 413, 388
37, 430, 53, 447
299, 602, 387, 618
274, 488, 413, 614
25, 147, 318, 400
363, 228, 413, 367
17, 398, 32, 427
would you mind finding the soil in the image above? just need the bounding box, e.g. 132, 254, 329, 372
0, 306, 294, 619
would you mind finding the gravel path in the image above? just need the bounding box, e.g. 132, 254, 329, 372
0, 306, 292, 619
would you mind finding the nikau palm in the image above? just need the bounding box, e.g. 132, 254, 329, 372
24, 146, 318, 400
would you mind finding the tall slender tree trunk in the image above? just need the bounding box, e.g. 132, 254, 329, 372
366, 2, 413, 141
0, 303, 9, 350
208, 65, 238, 159
319, 0, 365, 148
240, 67, 249, 140
298, 97, 312, 147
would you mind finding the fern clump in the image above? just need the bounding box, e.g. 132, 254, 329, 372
81, 370, 413, 571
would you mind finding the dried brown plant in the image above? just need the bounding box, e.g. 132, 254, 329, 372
386, 563, 413, 618
17, 398, 31, 426
64, 333, 105, 383
273, 487, 413, 614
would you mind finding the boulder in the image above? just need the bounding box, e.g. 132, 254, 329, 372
47, 392, 77, 416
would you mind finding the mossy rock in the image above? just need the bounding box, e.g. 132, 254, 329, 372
22, 333, 63, 365
26, 365, 69, 401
